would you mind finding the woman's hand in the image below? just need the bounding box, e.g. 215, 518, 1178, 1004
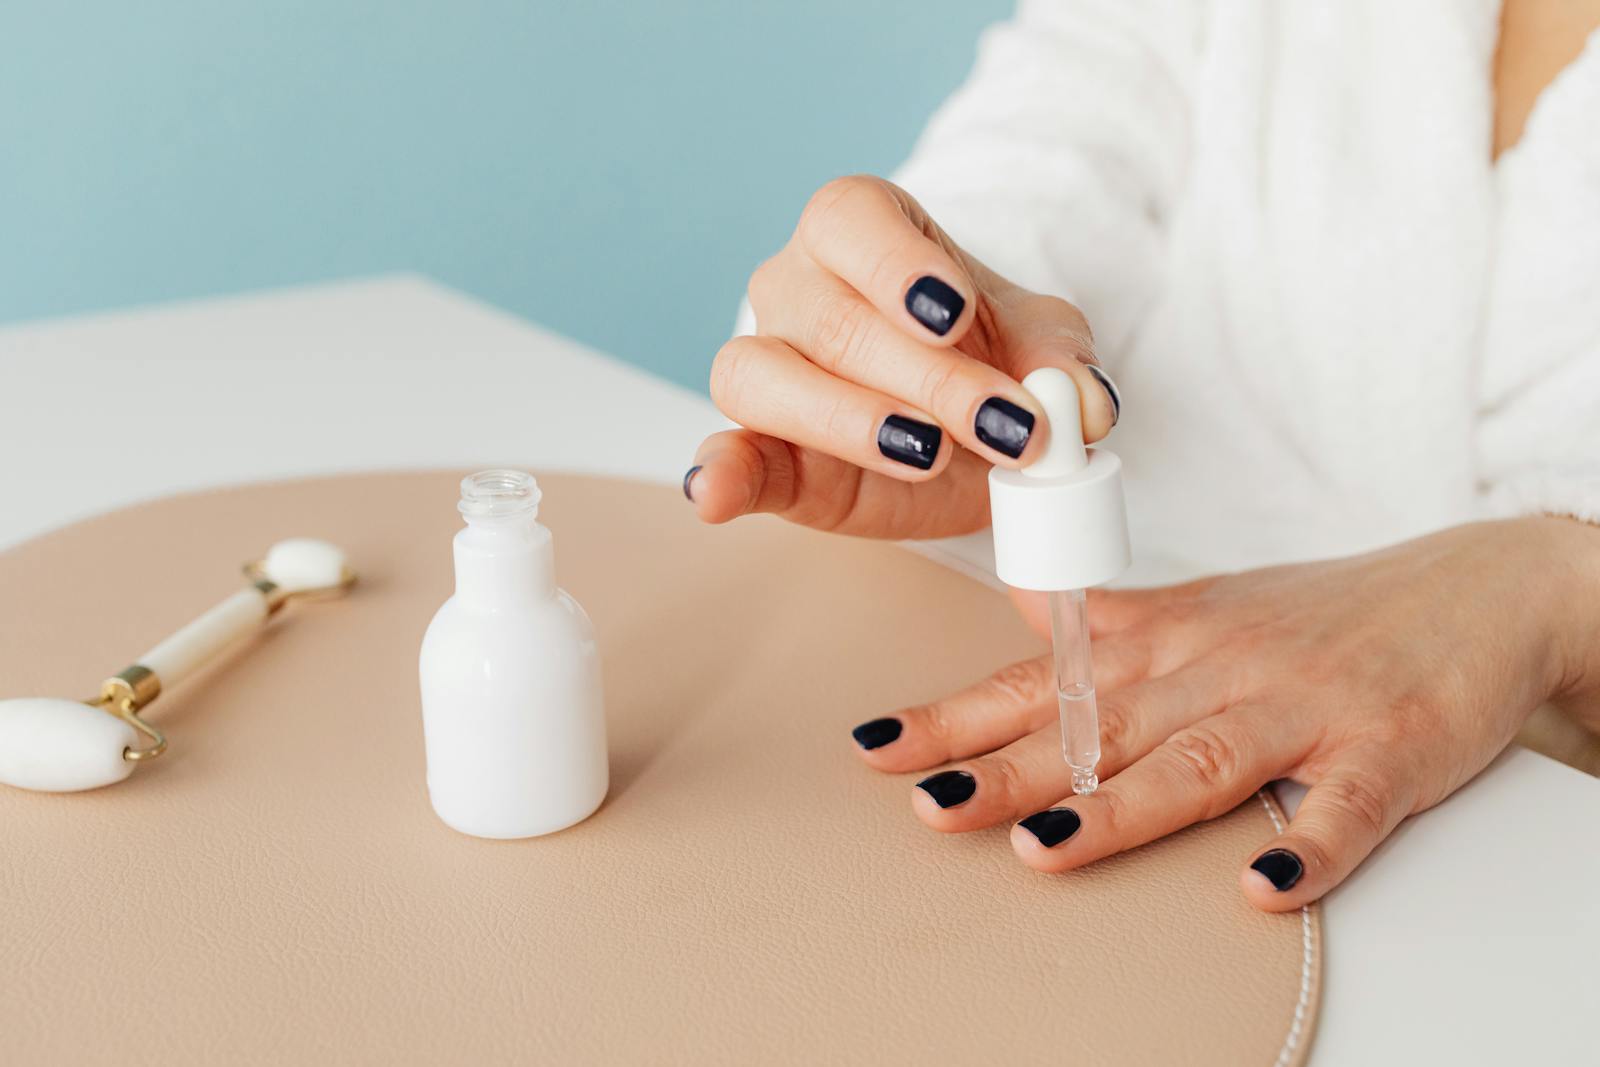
849, 517, 1600, 910
685, 175, 1119, 541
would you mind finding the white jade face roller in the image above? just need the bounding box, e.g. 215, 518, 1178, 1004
0, 538, 354, 793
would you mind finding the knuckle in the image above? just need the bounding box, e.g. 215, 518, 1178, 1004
1095, 696, 1134, 763
746, 254, 782, 311
982, 657, 1050, 710
806, 463, 868, 533
1356, 717, 1407, 750
815, 390, 855, 448
916, 702, 951, 751
861, 241, 907, 304
1101, 629, 1155, 686
1159, 591, 1209, 630
855, 224, 920, 306
1094, 785, 1130, 837
915, 355, 965, 413
1291, 634, 1358, 689
1388, 691, 1445, 736
1352, 692, 1439, 749
1322, 774, 1393, 841
1034, 293, 1089, 331
708, 337, 760, 414
798, 174, 879, 249
1222, 619, 1272, 655
983, 754, 1028, 804
1289, 834, 1339, 880
809, 297, 873, 375
748, 435, 800, 513
1165, 725, 1245, 792
1024, 294, 1094, 353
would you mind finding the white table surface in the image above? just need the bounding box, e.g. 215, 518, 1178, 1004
2, 275, 1594, 1065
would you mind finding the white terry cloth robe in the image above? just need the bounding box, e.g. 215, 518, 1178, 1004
891, 0, 1600, 585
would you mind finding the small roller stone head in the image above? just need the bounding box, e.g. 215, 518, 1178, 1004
0, 697, 138, 792
261, 538, 349, 593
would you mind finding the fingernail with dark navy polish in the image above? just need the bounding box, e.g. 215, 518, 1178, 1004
916, 770, 976, 809
851, 717, 902, 751
682, 465, 702, 501
1085, 363, 1121, 425
1018, 808, 1081, 848
974, 397, 1035, 459
1250, 849, 1304, 891
905, 276, 965, 337
878, 415, 942, 470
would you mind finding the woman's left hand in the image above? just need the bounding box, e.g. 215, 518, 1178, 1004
850, 516, 1600, 910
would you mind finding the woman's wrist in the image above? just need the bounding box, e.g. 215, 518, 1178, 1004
1524, 515, 1600, 717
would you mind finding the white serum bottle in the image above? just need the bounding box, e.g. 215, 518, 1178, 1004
419, 470, 607, 838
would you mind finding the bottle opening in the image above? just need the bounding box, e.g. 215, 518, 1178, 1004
459, 469, 541, 520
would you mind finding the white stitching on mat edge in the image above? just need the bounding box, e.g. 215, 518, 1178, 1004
1255, 791, 1314, 1067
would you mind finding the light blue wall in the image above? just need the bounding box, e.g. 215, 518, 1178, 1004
1, 1, 1010, 391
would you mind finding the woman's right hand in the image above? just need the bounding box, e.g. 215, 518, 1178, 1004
685, 175, 1121, 540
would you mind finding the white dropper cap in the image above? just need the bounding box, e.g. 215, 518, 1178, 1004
988, 368, 1131, 591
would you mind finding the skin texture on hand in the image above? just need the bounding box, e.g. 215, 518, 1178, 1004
852, 517, 1600, 910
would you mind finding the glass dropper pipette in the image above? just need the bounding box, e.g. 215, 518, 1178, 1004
987, 367, 1131, 802
1048, 587, 1099, 795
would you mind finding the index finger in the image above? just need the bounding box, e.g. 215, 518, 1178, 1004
686, 427, 992, 538
794, 175, 977, 345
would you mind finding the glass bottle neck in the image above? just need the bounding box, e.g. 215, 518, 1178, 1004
452, 516, 556, 606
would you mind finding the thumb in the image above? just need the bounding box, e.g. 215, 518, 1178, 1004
1240, 755, 1411, 912
982, 286, 1121, 444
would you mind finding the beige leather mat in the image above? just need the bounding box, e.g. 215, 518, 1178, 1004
0, 472, 1320, 1065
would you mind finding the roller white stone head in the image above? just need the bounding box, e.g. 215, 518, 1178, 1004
0, 697, 138, 792
262, 538, 348, 592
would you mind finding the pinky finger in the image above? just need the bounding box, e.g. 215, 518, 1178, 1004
1240, 754, 1413, 912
